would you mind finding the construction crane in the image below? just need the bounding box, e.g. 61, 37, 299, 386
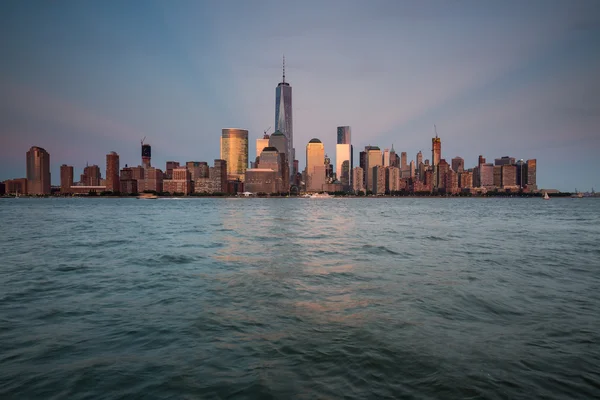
264, 126, 271, 135
434, 124, 438, 137
141, 136, 146, 146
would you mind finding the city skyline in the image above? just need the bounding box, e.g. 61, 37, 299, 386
1, 1, 599, 192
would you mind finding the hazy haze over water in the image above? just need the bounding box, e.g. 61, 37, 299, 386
1, 198, 599, 399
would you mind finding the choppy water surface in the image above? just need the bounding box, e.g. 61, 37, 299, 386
1, 198, 599, 399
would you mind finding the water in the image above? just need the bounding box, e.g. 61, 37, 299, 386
1, 198, 599, 399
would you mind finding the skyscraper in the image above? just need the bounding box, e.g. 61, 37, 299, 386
26, 146, 51, 195
220, 128, 249, 181
106, 151, 120, 192
142, 141, 151, 168
416, 151, 423, 167
365, 146, 382, 193
451, 157, 464, 173
306, 138, 325, 192
275, 56, 294, 175
432, 134, 441, 189
60, 164, 73, 193
256, 133, 270, 159
383, 149, 390, 167
336, 126, 352, 191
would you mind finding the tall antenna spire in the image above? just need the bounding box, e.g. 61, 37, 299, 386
282, 55, 286, 83
434, 124, 438, 138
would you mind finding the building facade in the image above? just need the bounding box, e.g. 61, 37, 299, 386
60, 164, 73, 193
106, 151, 120, 192
26, 146, 51, 195
452, 157, 464, 173
220, 128, 248, 182
275, 57, 294, 175
352, 167, 364, 193
306, 138, 325, 192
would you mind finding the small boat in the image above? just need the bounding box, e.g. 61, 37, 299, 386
543, 192, 550, 200
310, 192, 332, 198
137, 193, 158, 199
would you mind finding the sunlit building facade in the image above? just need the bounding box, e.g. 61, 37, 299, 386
352, 167, 364, 193
60, 164, 73, 193
306, 138, 325, 192
106, 151, 120, 192
275, 58, 294, 175
220, 128, 248, 182
365, 146, 382, 193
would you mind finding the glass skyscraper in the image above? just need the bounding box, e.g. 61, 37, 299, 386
220, 128, 248, 182
336, 126, 352, 190
275, 57, 294, 176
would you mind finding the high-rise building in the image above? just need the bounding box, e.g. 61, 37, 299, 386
275, 56, 294, 175
416, 151, 423, 167
256, 133, 270, 159
480, 164, 494, 187
26, 146, 51, 195
495, 156, 516, 166
526, 159, 537, 189
383, 149, 390, 167
144, 167, 163, 193
459, 171, 473, 189
165, 161, 180, 179
445, 170, 459, 194
220, 128, 248, 182
389, 145, 397, 168
60, 164, 73, 193
409, 160, 416, 178
432, 135, 441, 189
142, 142, 151, 168
501, 165, 517, 188
106, 151, 120, 192
451, 157, 464, 173
336, 126, 352, 191
359, 151, 367, 188
365, 146, 382, 192
306, 138, 325, 192
437, 159, 450, 189
352, 167, 364, 193
493, 165, 502, 188
81, 164, 101, 186
372, 166, 386, 195
400, 152, 407, 171
163, 167, 192, 195
387, 166, 401, 192
337, 126, 351, 145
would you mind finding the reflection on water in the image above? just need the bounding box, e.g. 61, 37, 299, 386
0, 198, 599, 399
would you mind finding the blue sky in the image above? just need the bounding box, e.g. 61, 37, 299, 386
1, 0, 599, 191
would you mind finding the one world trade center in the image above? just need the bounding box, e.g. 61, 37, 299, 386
275, 56, 294, 177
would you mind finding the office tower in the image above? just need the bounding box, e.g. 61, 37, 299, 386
275, 56, 294, 175
359, 151, 367, 188
365, 146, 382, 192
501, 165, 517, 188
437, 159, 450, 189
383, 149, 390, 167
526, 159, 537, 189
60, 164, 73, 193
324, 154, 333, 179
194, 160, 227, 194
163, 167, 192, 195
306, 139, 326, 192
26, 146, 51, 195
409, 160, 416, 178
165, 161, 180, 179
220, 128, 248, 181
335, 126, 352, 190
185, 161, 202, 182
244, 169, 277, 194
452, 157, 464, 173
256, 147, 288, 193
268, 132, 290, 190
387, 166, 401, 192
142, 141, 151, 168
119, 167, 138, 194
81, 164, 101, 186
400, 152, 407, 171
516, 159, 525, 188
478, 155, 486, 166
493, 165, 502, 187
495, 156, 516, 166
269, 131, 288, 157
106, 151, 120, 192
431, 135, 441, 190
256, 133, 270, 159
459, 171, 473, 189
372, 166, 386, 194
352, 167, 364, 193
416, 151, 423, 167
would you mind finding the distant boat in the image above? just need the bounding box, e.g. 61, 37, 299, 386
543, 192, 550, 200
310, 192, 332, 199
15, 189, 19, 199
137, 193, 158, 199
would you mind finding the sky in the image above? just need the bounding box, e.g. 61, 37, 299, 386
0, 0, 599, 191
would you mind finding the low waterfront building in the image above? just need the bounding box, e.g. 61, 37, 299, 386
3, 178, 27, 195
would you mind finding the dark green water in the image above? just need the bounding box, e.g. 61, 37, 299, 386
1, 198, 599, 399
